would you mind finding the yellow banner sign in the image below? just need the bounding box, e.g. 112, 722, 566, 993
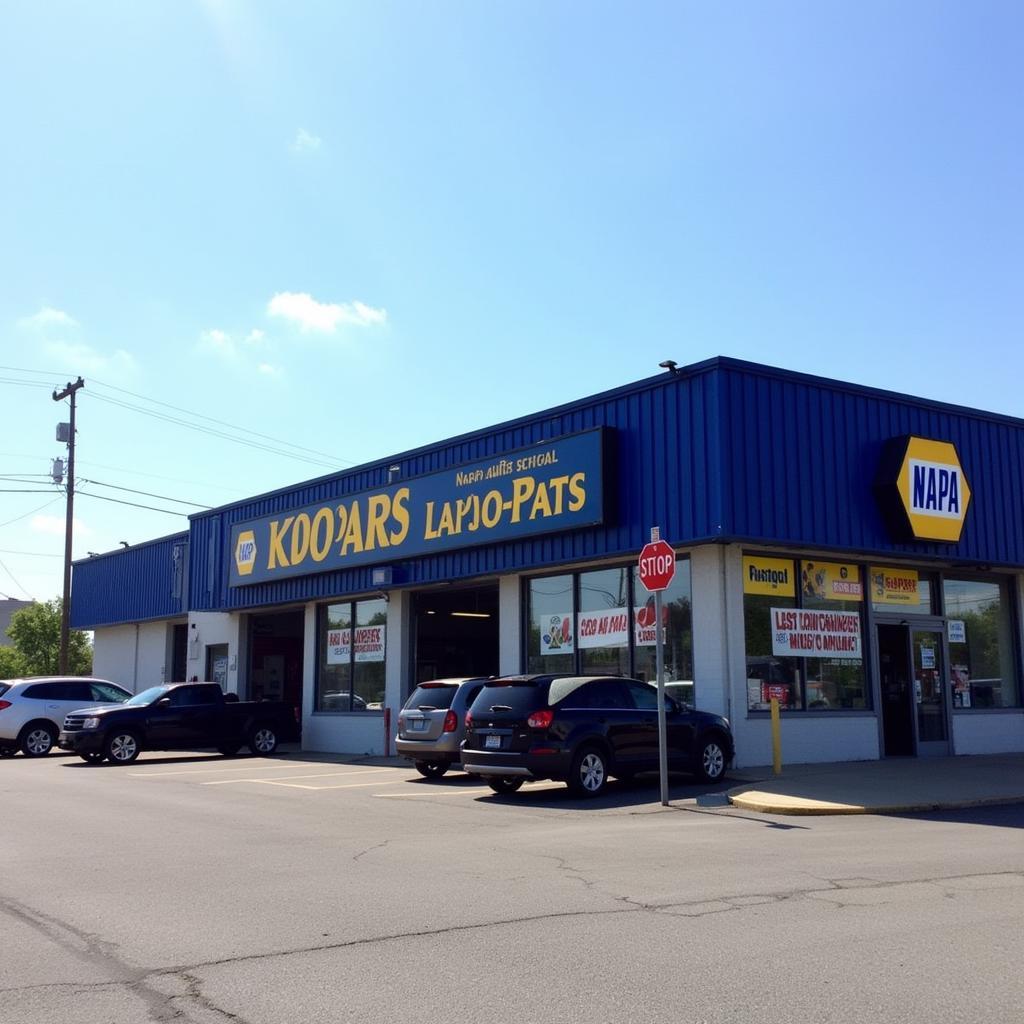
869, 566, 920, 604
800, 560, 862, 602
743, 556, 795, 596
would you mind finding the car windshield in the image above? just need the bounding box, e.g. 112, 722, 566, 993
403, 684, 458, 711
124, 686, 171, 706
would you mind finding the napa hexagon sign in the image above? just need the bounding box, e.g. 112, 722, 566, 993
234, 529, 257, 577
875, 436, 971, 543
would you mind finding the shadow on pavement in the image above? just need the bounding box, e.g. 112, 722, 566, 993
885, 803, 1024, 829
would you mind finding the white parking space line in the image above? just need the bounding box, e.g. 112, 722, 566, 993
239, 778, 412, 791
202, 768, 404, 786
128, 762, 385, 778
375, 785, 563, 799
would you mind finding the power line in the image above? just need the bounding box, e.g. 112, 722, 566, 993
0, 497, 63, 529
0, 548, 63, 558
74, 489, 191, 517
0, 556, 34, 601
0, 488, 58, 494
77, 477, 210, 509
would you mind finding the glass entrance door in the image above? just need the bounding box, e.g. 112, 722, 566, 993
911, 629, 949, 755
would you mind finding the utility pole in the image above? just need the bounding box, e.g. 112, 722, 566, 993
53, 376, 85, 673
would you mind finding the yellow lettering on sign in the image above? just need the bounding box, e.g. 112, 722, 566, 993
309, 507, 333, 562
364, 494, 390, 551
341, 502, 364, 554
389, 488, 410, 545
268, 516, 294, 569
481, 490, 502, 528
290, 512, 311, 564
509, 477, 535, 523
548, 475, 569, 514
568, 472, 586, 512
529, 481, 553, 520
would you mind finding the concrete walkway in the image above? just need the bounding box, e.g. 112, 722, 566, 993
726, 753, 1024, 815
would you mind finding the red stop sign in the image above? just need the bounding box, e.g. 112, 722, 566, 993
638, 539, 676, 592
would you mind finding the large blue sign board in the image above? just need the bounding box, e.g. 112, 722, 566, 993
229, 429, 607, 586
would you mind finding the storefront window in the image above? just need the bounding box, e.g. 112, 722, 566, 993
744, 555, 867, 712
579, 568, 630, 676
316, 598, 387, 712
944, 578, 1020, 709
632, 561, 692, 693
525, 559, 693, 682
527, 574, 574, 674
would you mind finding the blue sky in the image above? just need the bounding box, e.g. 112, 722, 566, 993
1, 1, 1021, 604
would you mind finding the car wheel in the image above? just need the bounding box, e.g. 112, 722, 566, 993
487, 777, 524, 795
695, 735, 728, 782
218, 745, 241, 757
567, 744, 609, 797
249, 726, 278, 755
79, 752, 105, 764
0, 746, 16, 758
105, 730, 141, 764
19, 722, 57, 758
415, 761, 449, 779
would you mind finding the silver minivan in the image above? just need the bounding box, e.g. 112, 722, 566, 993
395, 677, 489, 778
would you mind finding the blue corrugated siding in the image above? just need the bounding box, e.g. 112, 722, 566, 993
719, 364, 1024, 564
70, 533, 188, 628
77, 358, 1024, 623
189, 368, 726, 612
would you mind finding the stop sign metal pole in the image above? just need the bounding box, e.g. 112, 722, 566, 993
654, 582, 668, 806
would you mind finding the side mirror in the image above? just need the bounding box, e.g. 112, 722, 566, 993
157, 697, 172, 707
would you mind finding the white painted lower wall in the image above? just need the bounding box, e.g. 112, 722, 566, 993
92, 620, 182, 693
953, 712, 1024, 755
186, 611, 243, 695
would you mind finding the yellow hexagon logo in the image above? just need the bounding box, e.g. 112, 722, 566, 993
234, 529, 257, 576
895, 437, 971, 542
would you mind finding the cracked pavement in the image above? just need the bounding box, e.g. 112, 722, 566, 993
2, 754, 1022, 1023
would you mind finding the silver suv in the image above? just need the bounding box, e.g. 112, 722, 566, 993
0, 677, 132, 757
395, 677, 489, 778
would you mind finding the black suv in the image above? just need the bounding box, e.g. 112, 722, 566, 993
461, 674, 733, 797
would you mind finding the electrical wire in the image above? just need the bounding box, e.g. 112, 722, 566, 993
0, 548, 63, 558
77, 478, 210, 509
0, 557, 34, 601
74, 489, 191, 517
0, 497, 63, 529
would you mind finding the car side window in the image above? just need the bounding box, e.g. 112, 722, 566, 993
92, 683, 128, 702
22, 683, 52, 700
628, 682, 659, 711
579, 679, 631, 709
169, 687, 201, 707
65, 682, 94, 703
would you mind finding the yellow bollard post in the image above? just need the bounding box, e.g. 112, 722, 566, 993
770, 697, 782, 775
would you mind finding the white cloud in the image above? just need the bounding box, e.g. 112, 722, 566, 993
267, 292, 387, 334
18, 307, 79, 330
198, 328, 236, 358
257, 362, 282, 377
245, 328, 265, 345
291, 128, 322, 154
31, 514, 92, 538
42, 340, 137, 379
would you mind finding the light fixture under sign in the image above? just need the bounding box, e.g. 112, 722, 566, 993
451, 611, 491, 619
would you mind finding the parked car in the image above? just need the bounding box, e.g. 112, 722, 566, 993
461, 674, 733, 797
0, 677, 132, 758
395, 677, 490, 778
57, 682, 298, 764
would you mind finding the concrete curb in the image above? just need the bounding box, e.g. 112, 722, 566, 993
728, 789, 1024, 816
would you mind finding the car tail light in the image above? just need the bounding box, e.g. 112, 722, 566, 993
527, 709, 554, 729
0, 700, 11, 712
465, 711, 473, 728
443, 710, 458, 733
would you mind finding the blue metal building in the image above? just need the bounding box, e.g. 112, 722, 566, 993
72, 357, 1024, 764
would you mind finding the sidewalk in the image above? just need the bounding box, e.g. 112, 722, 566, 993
726, 753, 1024, 815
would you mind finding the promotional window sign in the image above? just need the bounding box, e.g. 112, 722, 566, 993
230, 429, 606, 587
634, 596, 668, 647
540, 613, 574, 655
869, 566, 920, 605
743, 556, 795, 597
799, 560, 863, 602
771, 607, 862, 659
947, 619, 966, 644
326, 625, 386, 663
577, 608, 629, 649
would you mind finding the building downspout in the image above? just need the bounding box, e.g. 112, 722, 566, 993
133, 622, 140, 693
719, 545, 733, 727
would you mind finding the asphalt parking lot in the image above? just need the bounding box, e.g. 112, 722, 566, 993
3, 751, 1023, 1024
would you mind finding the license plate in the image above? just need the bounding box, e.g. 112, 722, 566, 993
485, 733, 501, 749
409, 719, 427, 732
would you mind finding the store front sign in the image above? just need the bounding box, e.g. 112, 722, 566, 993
578, 608, 629, 649
540, 614, 574, 655
326, 626, 386, 664
800, 560, 862, 602
743, 556, 795, 596
869, 566, 920, 604
875, 435, 972, 543
771, 608, 862, 658
229, 429, 606, 586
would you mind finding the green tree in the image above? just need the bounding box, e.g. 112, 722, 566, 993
4, 599, 93, 676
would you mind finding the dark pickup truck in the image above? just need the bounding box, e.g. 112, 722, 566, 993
57, 682, 298, 764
